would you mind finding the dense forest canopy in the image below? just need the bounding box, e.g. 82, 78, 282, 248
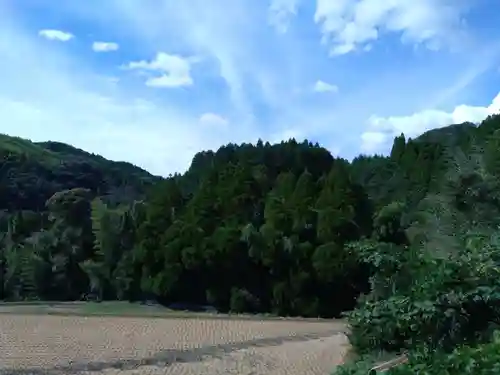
2, 114, 500, 373
0, 134, 160, 212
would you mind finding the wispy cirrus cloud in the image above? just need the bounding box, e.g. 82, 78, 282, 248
268, 0, 302, 33
0, 0, 499, 175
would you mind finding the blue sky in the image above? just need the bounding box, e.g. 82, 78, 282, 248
1, 0, 500, 176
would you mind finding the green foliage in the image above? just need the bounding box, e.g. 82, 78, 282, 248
230, 287, 261, 313
336, 235, 500, 373
4, 115, 500, 375
334, 337, 500, 375
335, 115, 500, 374
333, 352, 397, 375
0, 133, 159, 211
372, 202, 407, 244
389, 332, 500, 374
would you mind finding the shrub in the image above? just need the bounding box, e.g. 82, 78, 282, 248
335, 335, 500, 375
389, 331, 500, 374
230, 287, 260, 313
358, 240, 500, 350
335, 232, 500, 374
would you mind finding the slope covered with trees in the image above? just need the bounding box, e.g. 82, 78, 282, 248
0, 134, 160, 212
2, 115, 500, 373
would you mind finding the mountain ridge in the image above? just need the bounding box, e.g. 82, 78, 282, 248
0, 133, 161, 211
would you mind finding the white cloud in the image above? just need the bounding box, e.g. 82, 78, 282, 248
121, 0, 296, 123
92, 41, 119, 52
169, 2, 259, 120
313, 80, 338, 93
127, 52, 193, 88
268, 0, 301, 33
325, 144, 341, 156
361, 92, 500, 153
199, 113, 228, 127
360, 131, 388, 153
3, 0, 497, 176
0, 22, 240, 176
314, 0, 468, 55
38, 29, 74, 42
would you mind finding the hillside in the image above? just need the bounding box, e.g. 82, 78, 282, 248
0, 134, 161, 211
2, 115, 500, 373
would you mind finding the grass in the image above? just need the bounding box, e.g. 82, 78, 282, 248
0, 301, 340, 322
0, 301, 199, 319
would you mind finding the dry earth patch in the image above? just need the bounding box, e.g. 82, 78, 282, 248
0, 314, 348, 375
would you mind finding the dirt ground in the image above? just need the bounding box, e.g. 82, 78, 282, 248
0, 314, 349, 375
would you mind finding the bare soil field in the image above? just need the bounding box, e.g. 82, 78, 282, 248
0, 312, 348, 375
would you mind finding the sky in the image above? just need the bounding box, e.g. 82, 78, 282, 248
1, 0, 500, 176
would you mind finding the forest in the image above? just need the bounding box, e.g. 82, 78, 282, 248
2, 114, 500, 373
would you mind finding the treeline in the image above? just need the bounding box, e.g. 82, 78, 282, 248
2, 115, 500, 372
0, 134, 159, 211
336, 114, 500, 374
2, 138, 375, 316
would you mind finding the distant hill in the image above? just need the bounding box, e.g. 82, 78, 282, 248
0, 134, 162, 211
2, 115, 500, 318
0, 118, 495, 213
414, 122, 477, 148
